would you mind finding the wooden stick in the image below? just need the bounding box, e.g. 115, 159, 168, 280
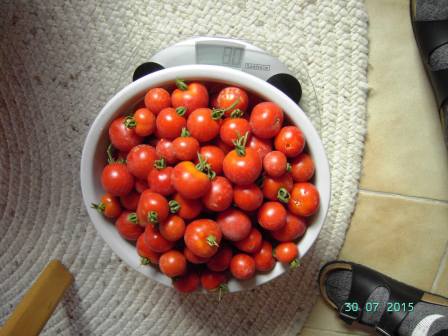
0, 260, 73, 336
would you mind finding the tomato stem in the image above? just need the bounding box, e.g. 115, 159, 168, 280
277, 188, 290, 203
286, 162, 292, 172
230, 109, 244, 118
175, 79, 188, 91
91, 202, 105, 213
148, 211, 159, 224
141, 257, 151, 265
176, 106, 186, 116
290, 258, 301, 269
106, 144, 115, 164
217, 283, 228, 302
233, 131, 249, 156
195, 153, 216, 180
124, 115, 136, 128
206, 235, 219, 247
153, 157, 166, 170
169, 200, 180, 214
181, 127, 190, 137
211, 108, 225, 120
127, 212, 138, 224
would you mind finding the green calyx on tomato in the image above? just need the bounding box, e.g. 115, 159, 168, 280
91, 202, 106, 213
127, 212, 138, 224
195, 153, 216, 180
206, 234, 219, 247
286, 162, 292, 172
106, 144, 126, 164
148, 211, 159, 224
230, 109, 244, 118
141, 257, 151, 265
176, 106, 187, 117
277, 187, 291, 203
233, 131, 249, 157
290, 258, 301, 269
180, 127, 190, 137
169, 200, 181, 214
212, 98, 241, 120
124, 115, 137, 128
175, 79, 188, 91
154, 157, 166, 170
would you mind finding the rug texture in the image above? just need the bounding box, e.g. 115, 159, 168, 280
0, 1, 368, 335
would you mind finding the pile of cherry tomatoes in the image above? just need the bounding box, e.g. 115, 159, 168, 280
92, 80, 319, 294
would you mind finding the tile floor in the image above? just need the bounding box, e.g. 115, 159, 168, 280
302, 0, 448, 334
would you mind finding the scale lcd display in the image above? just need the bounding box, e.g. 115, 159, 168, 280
196, 44, 244, 68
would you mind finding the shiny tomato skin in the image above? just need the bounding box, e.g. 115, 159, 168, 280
217, 87, 249, 117
136, 190, 169, 226
109, 116, 143, 152
201, 270, 228, 291
184, 219, 222, 258
172, 193, 203, 220
173, 271, 200, 293
233, 184, 263, 212
216, 208, 252, 242
144, 87, 171, 115
274, 126, 305, 158
271, 213, 307, 242
263, 151, 288, 178
171, 82, 209, 116
206, 246, 233, 272
126, 144, 158, 180
183, 246, 210, 264
202, 176, 233, 212
133, 107, 156, 136
222, 148, 262, 185
249, 102, 284, 139
247, 136, 273, 160
159, 215, 185, 242
219, 118, 251, 147
230, 254, 256, 280
119, 191, 140, 211
155, 138, 178, 165
173, 136, 200, 162
288, 183, 320, 217
136, 234, 160, 264
143, 224, 174, 253
233, 228, 262, 253
257, 201, 287, 231
186, 108, 220, 143
96, 193, 122, 218
198, 146, 225, 175
101, 163, 134, 196
115, 211, 143, 241
262, 173, 294, 201
156, 107, 187, 140
274, 242, 298, 263
172, 161, 211, 199
253, 241, 276, 272
290, 153, 315, 182
159, 250, 187, 278
148, 167, 175, 196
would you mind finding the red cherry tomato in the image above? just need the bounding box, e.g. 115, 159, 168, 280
159, 250, 187, 277
257, 201, 287, 231
290, 153, 315, 182
249, 102, 284, 139
148, 165, 175, 196
143, 224, 174, 253
274, 242, 299, 263
136, 234, 160, 265
115, 211, 143, 241
101, 163, 134, 196
233, 228, 262, 253
247, 136, 273, 160
172, 131, 200, 162
288, 183, 320, 217
230, 254, 256, 280
263, 151, 288, 178
217, 87, 249, 117
183, 246, 210, 264
262, 173, 293, 201
109, 116, 143, 152
119, 191, 140, 211
144, 87, 171, 115
202, 176, 233, 212
172, 193, 203, 220
135, 179, 149, 193
274, 126, 305, 157
91, 193, 122, 218
173, 271, 200, 293
198, 146, 225, 175
184, 219, 222, 258
171, 81, 209, 116
187, 108, 221, 143
132, 108, 156, 136
217, 208, 252, 242
159, 215, 185, 242
219, 117, 251, 147
156, 138, 178, 165
206, 246, 233, 272
253, 241, 276, 272
137, 190, 169, 226
201, 270, 228, 291
233, 184, 264, 212
171, 161, 211, 199
271, 213, 307, 242
126, 144, 158, 180
156, 107, 187, 140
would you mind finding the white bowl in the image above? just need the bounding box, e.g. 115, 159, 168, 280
80, 64, 331, 292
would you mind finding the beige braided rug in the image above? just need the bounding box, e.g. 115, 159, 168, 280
0, 1, 368, 335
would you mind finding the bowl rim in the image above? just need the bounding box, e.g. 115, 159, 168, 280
80, 64, 331, 292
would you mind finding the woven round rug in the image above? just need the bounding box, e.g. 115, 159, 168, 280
0, 1, 368, 335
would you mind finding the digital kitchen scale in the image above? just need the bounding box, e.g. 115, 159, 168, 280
133, 37, 303, 104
